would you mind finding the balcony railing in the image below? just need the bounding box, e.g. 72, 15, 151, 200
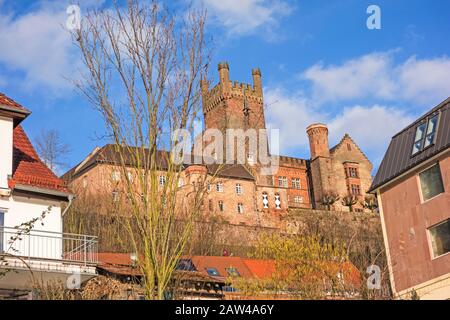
0, 227, 98, 266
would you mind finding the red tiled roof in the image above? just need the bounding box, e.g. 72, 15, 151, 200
0, 92, 30, 113
190, 256, 254, 279
9, 125, 69, 193
242, 259, 276, 279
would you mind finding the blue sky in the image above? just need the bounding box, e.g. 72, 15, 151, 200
1, 0, 450, 174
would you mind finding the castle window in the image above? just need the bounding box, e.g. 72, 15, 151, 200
112, 190, 119, 202
237, 203, 244, 214
278, 176, 288, 188
262, 192, 269, 209
347, 167, 359, 178
218, 200, 224, 212
207, 183, 211, 192
294, 196, 303, 203
412, 114, 439, 155
274, 193, 281, 209
350, 184, 361, 195
127, 171, 133, 182
112, 170, 121, 182
236, 183, 242, 195
291, 178, 301, 189
216, 182, 223, 192
208, 199, 213, 211
159, 175, 166, 186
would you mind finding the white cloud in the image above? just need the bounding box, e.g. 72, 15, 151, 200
0, 5, 79, 92
265, 87, 324, 154
302, 51, 450, 105
303, 52, 396, 102
398, 56, 450, 103
265, 87, 414, 167
198, 0, 293, 37
328, 105, 414, 165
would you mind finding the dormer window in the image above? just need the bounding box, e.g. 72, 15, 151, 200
412, 114, 439, 155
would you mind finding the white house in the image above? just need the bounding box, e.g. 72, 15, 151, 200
0, 93, 97, 298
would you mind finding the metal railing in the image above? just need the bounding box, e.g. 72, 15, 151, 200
0, 227, 98, 266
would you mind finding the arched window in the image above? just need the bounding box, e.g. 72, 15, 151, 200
262, 192, 269, 209
274, 193, 281, 209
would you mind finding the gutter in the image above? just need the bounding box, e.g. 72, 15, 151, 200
13, 184, 72, 200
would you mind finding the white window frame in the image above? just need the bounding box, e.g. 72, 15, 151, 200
216, 182, 223, 193
412, 113, 440, 156
111, 170, 121, 182
237, 203, 244, 214
427, 219, 450, 259
417, 162, 445, 203
292, 178, 301, 189
159, 175, 166, 186
236, 183, 242, 195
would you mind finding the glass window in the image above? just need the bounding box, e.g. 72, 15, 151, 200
218, 200, 224, 212
350, 184, 361, 195
237, 203, 244, 214
419, 164, 444, 201
292, 178, 301, 189
412, 114, 439, 155
208, 199, 213, 211
111, 170, 120, 182
226, 267, 240, 277
424, 115, 439, 148
347, 167, 358, 178
127, 171, 133, 182
112, 191, 119, 202
159, 175, 166, 186
429, 219, 450, 258
206, 267, 221, 277
278, 176, 287, 188
236, 183, 242, 195
176, 259, 196, 271
216, 182, 223, 192
294, 196, 303, 203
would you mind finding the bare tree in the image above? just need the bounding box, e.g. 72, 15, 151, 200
362, 195, 378, 213
34, 129, 70, 174
72, 0, 211, 299
342, 194, 358, 212
320, 192, 340, 211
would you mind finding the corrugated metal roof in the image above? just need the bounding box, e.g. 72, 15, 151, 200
370, 97, 450, 191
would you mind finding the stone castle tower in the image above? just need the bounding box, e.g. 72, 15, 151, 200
306, 123, 334, 204
201, 62, 267, 164
202, 62, 266, 133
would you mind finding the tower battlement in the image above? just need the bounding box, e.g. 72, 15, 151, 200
202, 62, 263, 115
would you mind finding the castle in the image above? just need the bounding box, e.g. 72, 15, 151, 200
64, 63, 374, 228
